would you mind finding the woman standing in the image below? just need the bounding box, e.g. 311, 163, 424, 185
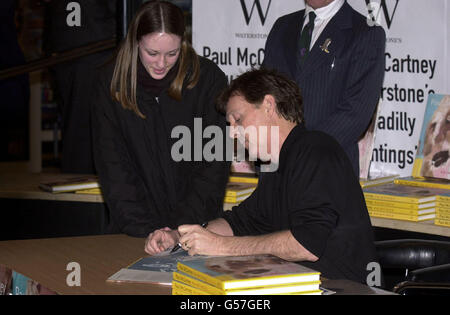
91, 1, 229, 241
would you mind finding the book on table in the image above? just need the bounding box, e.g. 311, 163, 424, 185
38, 176, 99, 193
359, 173, 399, 188
367, 209, 436, 222
107, 249, 191, 286
362, 183, 446, 203
225, 182, 257, 197
364, 198, 436, 210
394, 176, 450, 190
228, 172, 259, 184
74, 187, 102, 195
224, 193, 252, 203
172, 271, 321, 295
366, 205, 435, 216
435, 191, 450, 227
175, 254, 320, 292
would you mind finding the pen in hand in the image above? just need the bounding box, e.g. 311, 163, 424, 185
170, 222, 208, 253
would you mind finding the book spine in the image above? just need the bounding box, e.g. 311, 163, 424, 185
225, 191, 238, 197
436, 211, 450, 220
366, 205, 434, 215
368, 210, 435, 221
224, 194, 250, 203
435, 218, 450, 227
437, 196, 450, 203
363, 192, 431, 203
394, 179, 450, 190
176, 263, 224, 290
365, 199, 433, 210
411, 158, 423, 178
436, 201, 450, 209
228, 176, 258, 184
225, 189, 255, 197
172, 281, 209, 295
173, 272, 223, 295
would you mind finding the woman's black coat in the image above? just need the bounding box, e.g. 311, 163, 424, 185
91, 56, 230, 237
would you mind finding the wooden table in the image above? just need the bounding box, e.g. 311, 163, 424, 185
0, 234, 395, 295
0, 234, 170, 295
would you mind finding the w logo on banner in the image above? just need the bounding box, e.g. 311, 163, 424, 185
365, 0, 400, 29
240, 0, 272, 26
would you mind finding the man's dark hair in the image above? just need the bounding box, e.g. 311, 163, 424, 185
217, 68, 304, 124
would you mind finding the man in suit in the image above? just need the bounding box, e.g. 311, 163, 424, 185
263, 0, 386, 176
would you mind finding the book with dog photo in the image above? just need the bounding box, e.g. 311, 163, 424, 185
412, 94, 450, 180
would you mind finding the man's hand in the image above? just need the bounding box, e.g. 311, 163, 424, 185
144, 227, 179, 255
178, 224, 225, 256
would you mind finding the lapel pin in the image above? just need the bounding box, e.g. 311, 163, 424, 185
320, 38, 332, 53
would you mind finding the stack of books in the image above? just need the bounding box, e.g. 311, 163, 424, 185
394, 177, 450, 227
39, 176, 99, 193
363, 183, 439, 222
223, 182, 257, 204
394, 176, 450, 190
436, 192, 450, 227
172, 255, 321, 295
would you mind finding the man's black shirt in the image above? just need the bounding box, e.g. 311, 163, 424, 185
222, 125, 378, 283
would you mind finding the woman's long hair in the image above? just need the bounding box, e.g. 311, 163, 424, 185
110, 1, 200, 118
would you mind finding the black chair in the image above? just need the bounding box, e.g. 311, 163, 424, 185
375, 239, 450, 295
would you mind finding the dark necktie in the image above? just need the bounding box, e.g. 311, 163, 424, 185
299, 11, 316, 66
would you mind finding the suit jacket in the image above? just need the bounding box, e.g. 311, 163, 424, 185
263, 2, 386, 176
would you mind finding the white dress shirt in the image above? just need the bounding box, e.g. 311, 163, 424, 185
303, 0, 345, 49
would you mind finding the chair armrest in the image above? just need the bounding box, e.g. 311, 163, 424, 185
393, 281, 450, 295
407, 263, 450, 283
375, 239, 450, 270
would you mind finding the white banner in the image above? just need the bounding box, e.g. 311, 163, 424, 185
348, 0, 449, 177
192, 0, 303, 82
192, 0, 450, 177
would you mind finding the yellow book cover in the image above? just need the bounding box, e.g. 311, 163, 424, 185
359, 174, 399, 188
228, 173, 259, 185
436, 208, 450, 219
365, 198, 436, 210
363, 183, 441, 203
368, 210, 435, 222
435, 218, 450, 227
173, 271, 321, 295
176, 254, 320, 291
224, 193, 252, 203
437, 214, 450, 220
436, 207, 450, 214
172, 279, 322, 295
394, 176, 450, 190
366, 205, 435, 216
436, 201, 450, 209
437, 193, 450, 202
39, 175, 99, 193
74, 187, 102, 195
225, 182, 257, 197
